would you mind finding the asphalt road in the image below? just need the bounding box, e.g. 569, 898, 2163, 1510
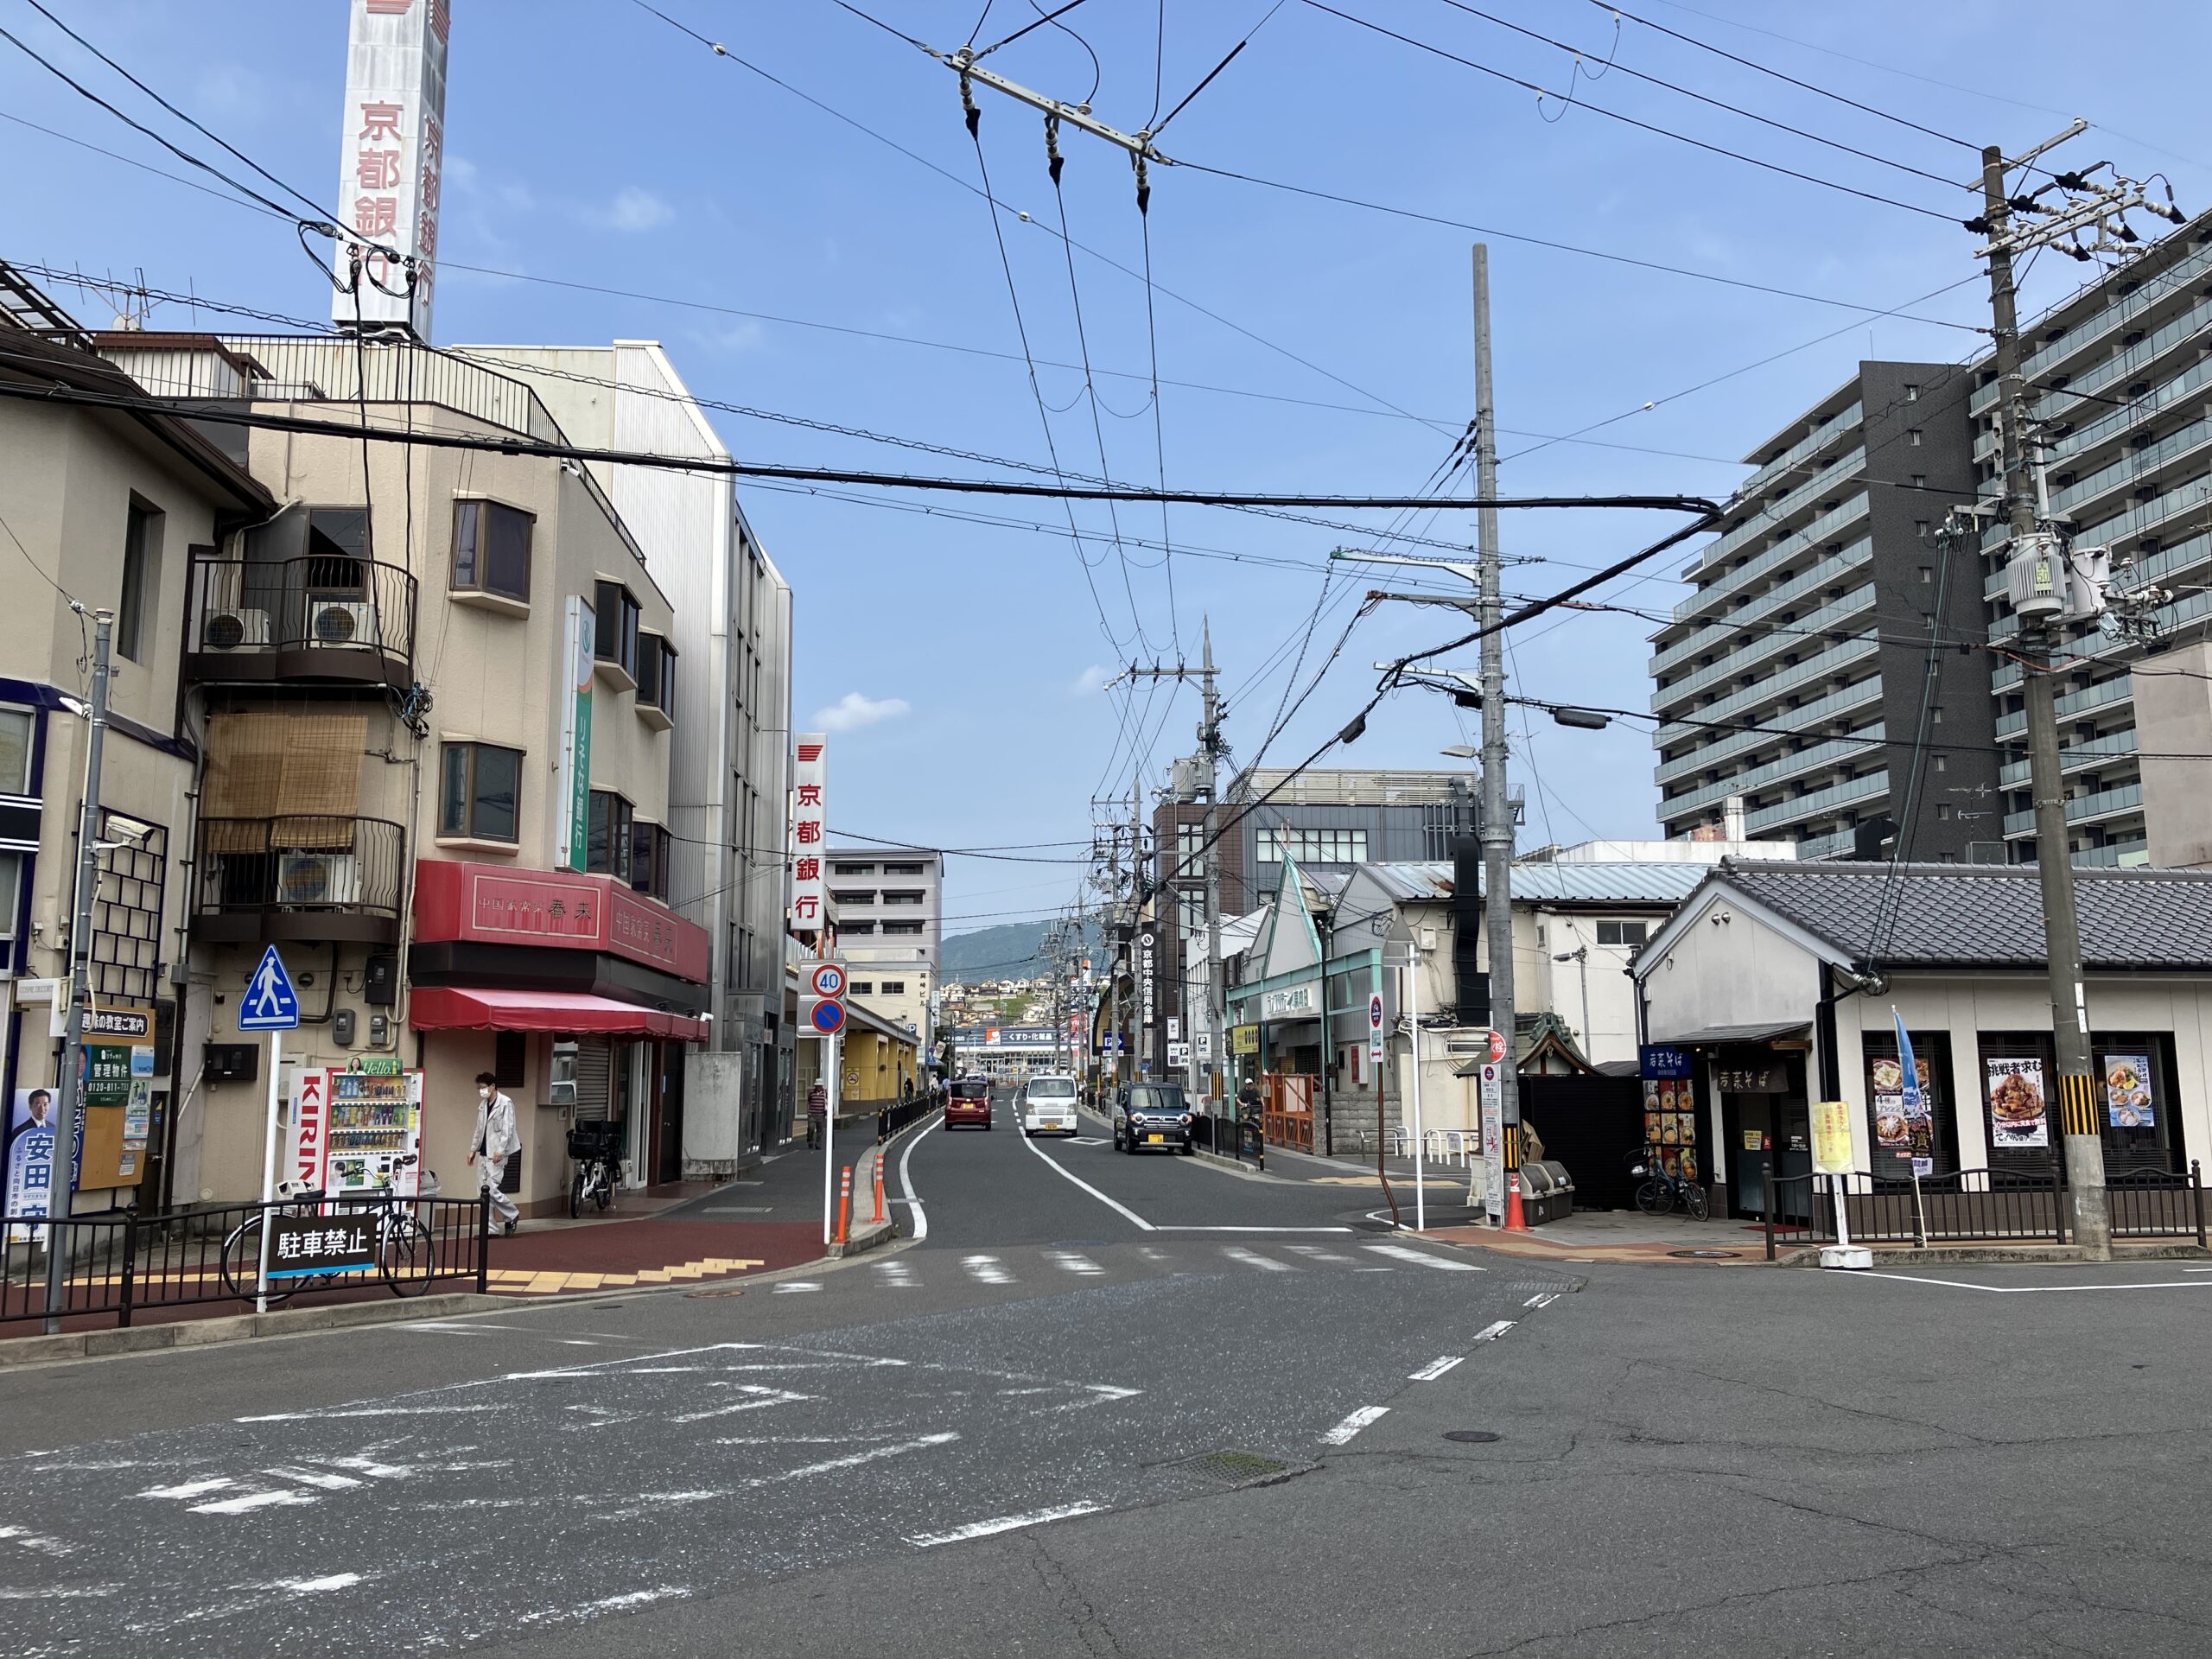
4, 1086, 2210, 1656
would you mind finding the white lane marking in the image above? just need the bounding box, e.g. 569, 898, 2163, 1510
1363, 1243, 1485, 1273
1320, 1406, 1389, 1446
963, 1255, 1014, 1285
1354, 1267, 1395, 1273
1018, 1131, 1157, 1231
190, 1490, 318, 1516
261, 1468, 363, 1491
906, 1501, 1107, 1548
320, 1456, 416, 1480
1222, 1245, 1293, 1273
1408, 1355, 1465, 1382
0, 1585, 118, 1599
668, 1387, 813, 1425
1523, 1292, 1559, 1309
138, 1478, 235, 1501
234, 1405, 505, 1422
1471, 1320, 1516, 1342
1284, 1244, 1356, 1263
516, 1586, 692, 1626
899, 1116, 940, 1241
739, 1432, 960, 1482
276, 1573, 363, 1594
772, 1281, 822, 1294
1854, 1273, 2212, 1294
1047, 1251, 1104, 1275
1152, 1225, 1354, 1233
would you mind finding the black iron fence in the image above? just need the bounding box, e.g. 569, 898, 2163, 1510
186, 551, 418, 667
877, 1095, 939, 1142
1764, 1161, 2207, 1260
196, 815, 406, 925
2, 1194, 489, 1331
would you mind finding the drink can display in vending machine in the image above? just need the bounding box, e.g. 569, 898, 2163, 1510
316, 1063, 426, 1196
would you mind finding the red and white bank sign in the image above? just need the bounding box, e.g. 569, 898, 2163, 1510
791, 734, 828, 931
334, 0, 451, 336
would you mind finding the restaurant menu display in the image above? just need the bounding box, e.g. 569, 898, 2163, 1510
2102, 1052, 2154, 1130
1985, 1056, 2050, 1148
1642, 1077, 1699, 1180
1870, 1054, 1934, 1157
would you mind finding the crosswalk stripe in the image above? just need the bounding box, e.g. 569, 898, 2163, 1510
1363, 1243, 1485, 1273
1283, 1244, 1355, 1264
1046, 1252, 1103, 1275
962, 1255, 1014, 1285
1222, 1245, 1293, 1273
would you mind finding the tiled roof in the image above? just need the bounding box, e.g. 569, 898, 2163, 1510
1715, 860, 2212, 970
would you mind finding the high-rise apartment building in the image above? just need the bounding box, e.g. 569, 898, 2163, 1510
1649, 361, 2000, 859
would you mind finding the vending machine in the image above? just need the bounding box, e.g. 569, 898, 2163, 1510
315, 1064, 425, 1197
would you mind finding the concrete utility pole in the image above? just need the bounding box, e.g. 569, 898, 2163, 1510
1968, 129, 2179, 1259
45, 608, 113, 1332
1123, 627, 1228, 1122
1471, 245, 1520, 1168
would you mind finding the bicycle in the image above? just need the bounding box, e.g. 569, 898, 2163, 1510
567, 1122, 623, 1218
1628, 1148, 1709, 1221
218, 1155, 439, 1303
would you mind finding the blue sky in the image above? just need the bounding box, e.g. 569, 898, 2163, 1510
7, 0, 2211, 935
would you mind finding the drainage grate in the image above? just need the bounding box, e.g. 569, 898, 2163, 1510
1443, 1430, 1502, 1444
1175, 1449, 1299, 1487
1667, 1249, 1741, 1260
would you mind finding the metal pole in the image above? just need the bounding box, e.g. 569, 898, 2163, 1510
42, 607, 112, 1334
1407, 945, 1427, 1232
1980, 144, 2108, 1259
1472, 245, 1520, 1158
823, 1029, 841, 1247
255, 1026, 282, 1313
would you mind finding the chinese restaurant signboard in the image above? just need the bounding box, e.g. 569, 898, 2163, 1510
334, 0, 450, 336
791, 734, 827, 933
413, 861, 709, 983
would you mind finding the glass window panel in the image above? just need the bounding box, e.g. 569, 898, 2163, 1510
452, 500, 480, 588
439, 744, 469, 836
485, 503, 531, 600
473, 745, 519, 842
0, 709, 31, 794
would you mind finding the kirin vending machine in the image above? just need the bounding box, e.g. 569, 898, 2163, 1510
296, 1062, 425, 1197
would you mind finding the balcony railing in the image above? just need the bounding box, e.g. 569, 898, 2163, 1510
1737, 401, 1863, 501
2002, 782, 2143, 838
195, 815, 406, 943
1655, 675, 1884, 787
1650, 537, 1871, 675
1671, 495, 1871, 625
186, 552, 416, 688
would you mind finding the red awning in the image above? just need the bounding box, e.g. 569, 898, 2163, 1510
410, 987, 708, 1042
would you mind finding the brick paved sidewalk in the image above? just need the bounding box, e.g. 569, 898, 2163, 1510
480, 1217, 822, 1295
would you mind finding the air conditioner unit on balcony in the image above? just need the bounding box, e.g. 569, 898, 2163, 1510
275, 851, 360, 906
201, 607, 270, 650
308, 598, 378, 647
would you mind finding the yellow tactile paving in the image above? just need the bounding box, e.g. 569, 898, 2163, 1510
483, 1256, 766, 1296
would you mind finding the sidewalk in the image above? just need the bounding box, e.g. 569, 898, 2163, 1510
1427, 1208, 1772, 1264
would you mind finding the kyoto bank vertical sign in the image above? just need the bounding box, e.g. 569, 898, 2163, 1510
334, 0, 451, 337
791, 735, 827, 932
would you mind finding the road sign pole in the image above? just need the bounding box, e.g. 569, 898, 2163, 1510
255, 1027, 283, 1313
823, 1031, 841, 1246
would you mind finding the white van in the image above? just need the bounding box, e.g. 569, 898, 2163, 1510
1020, 1073, 1080, 1137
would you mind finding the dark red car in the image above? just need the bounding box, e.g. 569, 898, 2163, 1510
944, 1076, 994, 1130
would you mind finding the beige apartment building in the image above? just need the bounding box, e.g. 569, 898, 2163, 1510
94, 326, 709, 1217
1, 299, 276, 1222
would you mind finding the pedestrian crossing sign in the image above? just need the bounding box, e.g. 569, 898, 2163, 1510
238, 945, 302, 1031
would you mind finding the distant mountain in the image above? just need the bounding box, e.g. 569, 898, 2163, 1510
941, 920, 1103, 983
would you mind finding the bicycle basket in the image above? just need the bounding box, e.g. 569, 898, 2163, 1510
566, 1122, 620, 1161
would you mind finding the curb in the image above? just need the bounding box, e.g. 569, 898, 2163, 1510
827, 1109, 937, 1256
1772, 1240, 2212, 1268
0, 1289, 502, 1370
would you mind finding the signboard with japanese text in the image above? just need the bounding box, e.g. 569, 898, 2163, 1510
265, 1212, 377, 1279
1810, 1098, 1854, 1174
411, 860, 709, 982
1261, 983, 1317, 1021
791, 734, 827, 931
1638, 1044, 1693, 1081
556, 595, 594, 872
1231, 1024, 1260, 1057
1986, 1056, 2050, 1148
334, 0, 450, 335
1479, 1062, 1503, 1224
5, 1088, 59, 1242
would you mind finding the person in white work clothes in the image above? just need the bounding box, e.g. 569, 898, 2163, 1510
467, 1071, 521, 1235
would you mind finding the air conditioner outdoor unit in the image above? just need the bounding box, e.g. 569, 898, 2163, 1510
308, 598, 377, 646
201, 607, 270, 649
275, 851, 360, 906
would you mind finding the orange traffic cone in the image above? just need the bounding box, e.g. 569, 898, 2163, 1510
1503, 1170, 1528, 1232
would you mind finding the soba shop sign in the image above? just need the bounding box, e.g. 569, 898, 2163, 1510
1715, 1063, 1785, 1094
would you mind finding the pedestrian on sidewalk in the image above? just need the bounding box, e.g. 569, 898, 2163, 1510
467, 1071, 521, 1236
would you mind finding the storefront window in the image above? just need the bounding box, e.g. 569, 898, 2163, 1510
1861, 1030, 1957, 1179
1978, 1033, 2058, 1172
2092, 1033, 2181, 1174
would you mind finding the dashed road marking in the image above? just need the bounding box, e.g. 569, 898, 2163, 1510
1320, 1406, 1389, 1446
906, 1501, 1107, 1548
772, 1281, 822, 1295
1408, 1355, 1465, 1382
1284, 1243, 1356, 1263
1471, 1319, 1516, 1342
1046, 1251, 1104, 1275
1222, 1245, 1293, 1273
1363, 1243, 1484, 1273
963, 1255, 1014, 1285
1523, 1292, 1559, 1308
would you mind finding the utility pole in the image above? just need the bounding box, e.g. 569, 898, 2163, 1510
1968, 129, 2180, 1261
44, 608, 112, 1332
1123, 623, 1227, 1123
1471, 244, 1520, 1182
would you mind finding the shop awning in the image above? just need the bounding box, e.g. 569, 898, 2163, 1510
1661, 1021, 1811, 1046
410, 987, 708, 1042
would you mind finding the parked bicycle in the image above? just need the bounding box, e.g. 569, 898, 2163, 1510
567, 1121, 623, 1217
1627, 1147, 1709, 1221
217, 1154, 439, 1303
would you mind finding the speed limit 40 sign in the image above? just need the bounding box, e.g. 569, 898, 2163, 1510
810, 963, 847, 998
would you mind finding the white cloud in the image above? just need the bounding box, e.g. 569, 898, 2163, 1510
1071, 664, 1109, 695
814, 692, 910, 732
596, 186, 674, 233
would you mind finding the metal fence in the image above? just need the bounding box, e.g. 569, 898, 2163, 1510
876, 1096, 938, 1142
196, 815, 406, 925
2, 1194, 490, 1331
188, 551, 418, 666
1764, 1161, 2206, 1260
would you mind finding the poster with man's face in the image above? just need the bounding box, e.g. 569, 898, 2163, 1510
6, 1089, 60, 1241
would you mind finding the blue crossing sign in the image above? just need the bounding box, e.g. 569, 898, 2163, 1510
238, 945, 302, 1031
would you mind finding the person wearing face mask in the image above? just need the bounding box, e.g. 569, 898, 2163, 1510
466, 1070, 521, 1235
